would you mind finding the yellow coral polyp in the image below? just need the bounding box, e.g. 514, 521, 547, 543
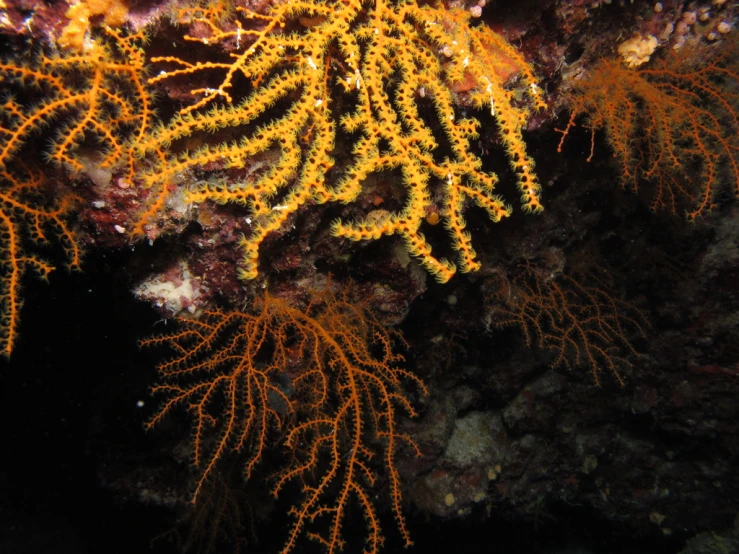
135, 0, 545, 283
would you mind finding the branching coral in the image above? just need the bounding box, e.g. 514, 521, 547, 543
135, 0, 545, 282
489, 263, 648, 385
0, 170, 80, 356
0, 26, 152, 176
557, 43, 739, 219
0, 26, 152, 355
142, 286, 427, 554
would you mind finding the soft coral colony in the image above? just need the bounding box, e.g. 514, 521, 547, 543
133, 0, 546, 282
141, 287, 428, 553
0, 23, 151, 355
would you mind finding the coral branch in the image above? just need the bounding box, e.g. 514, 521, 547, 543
0, 168, 81, 356
136, 0, 544, 282
0, 26, 153, 176
143, 285, 427, 554
0, 26, 152, 355
557, 44, 739, 219
490, 263, 648, 385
